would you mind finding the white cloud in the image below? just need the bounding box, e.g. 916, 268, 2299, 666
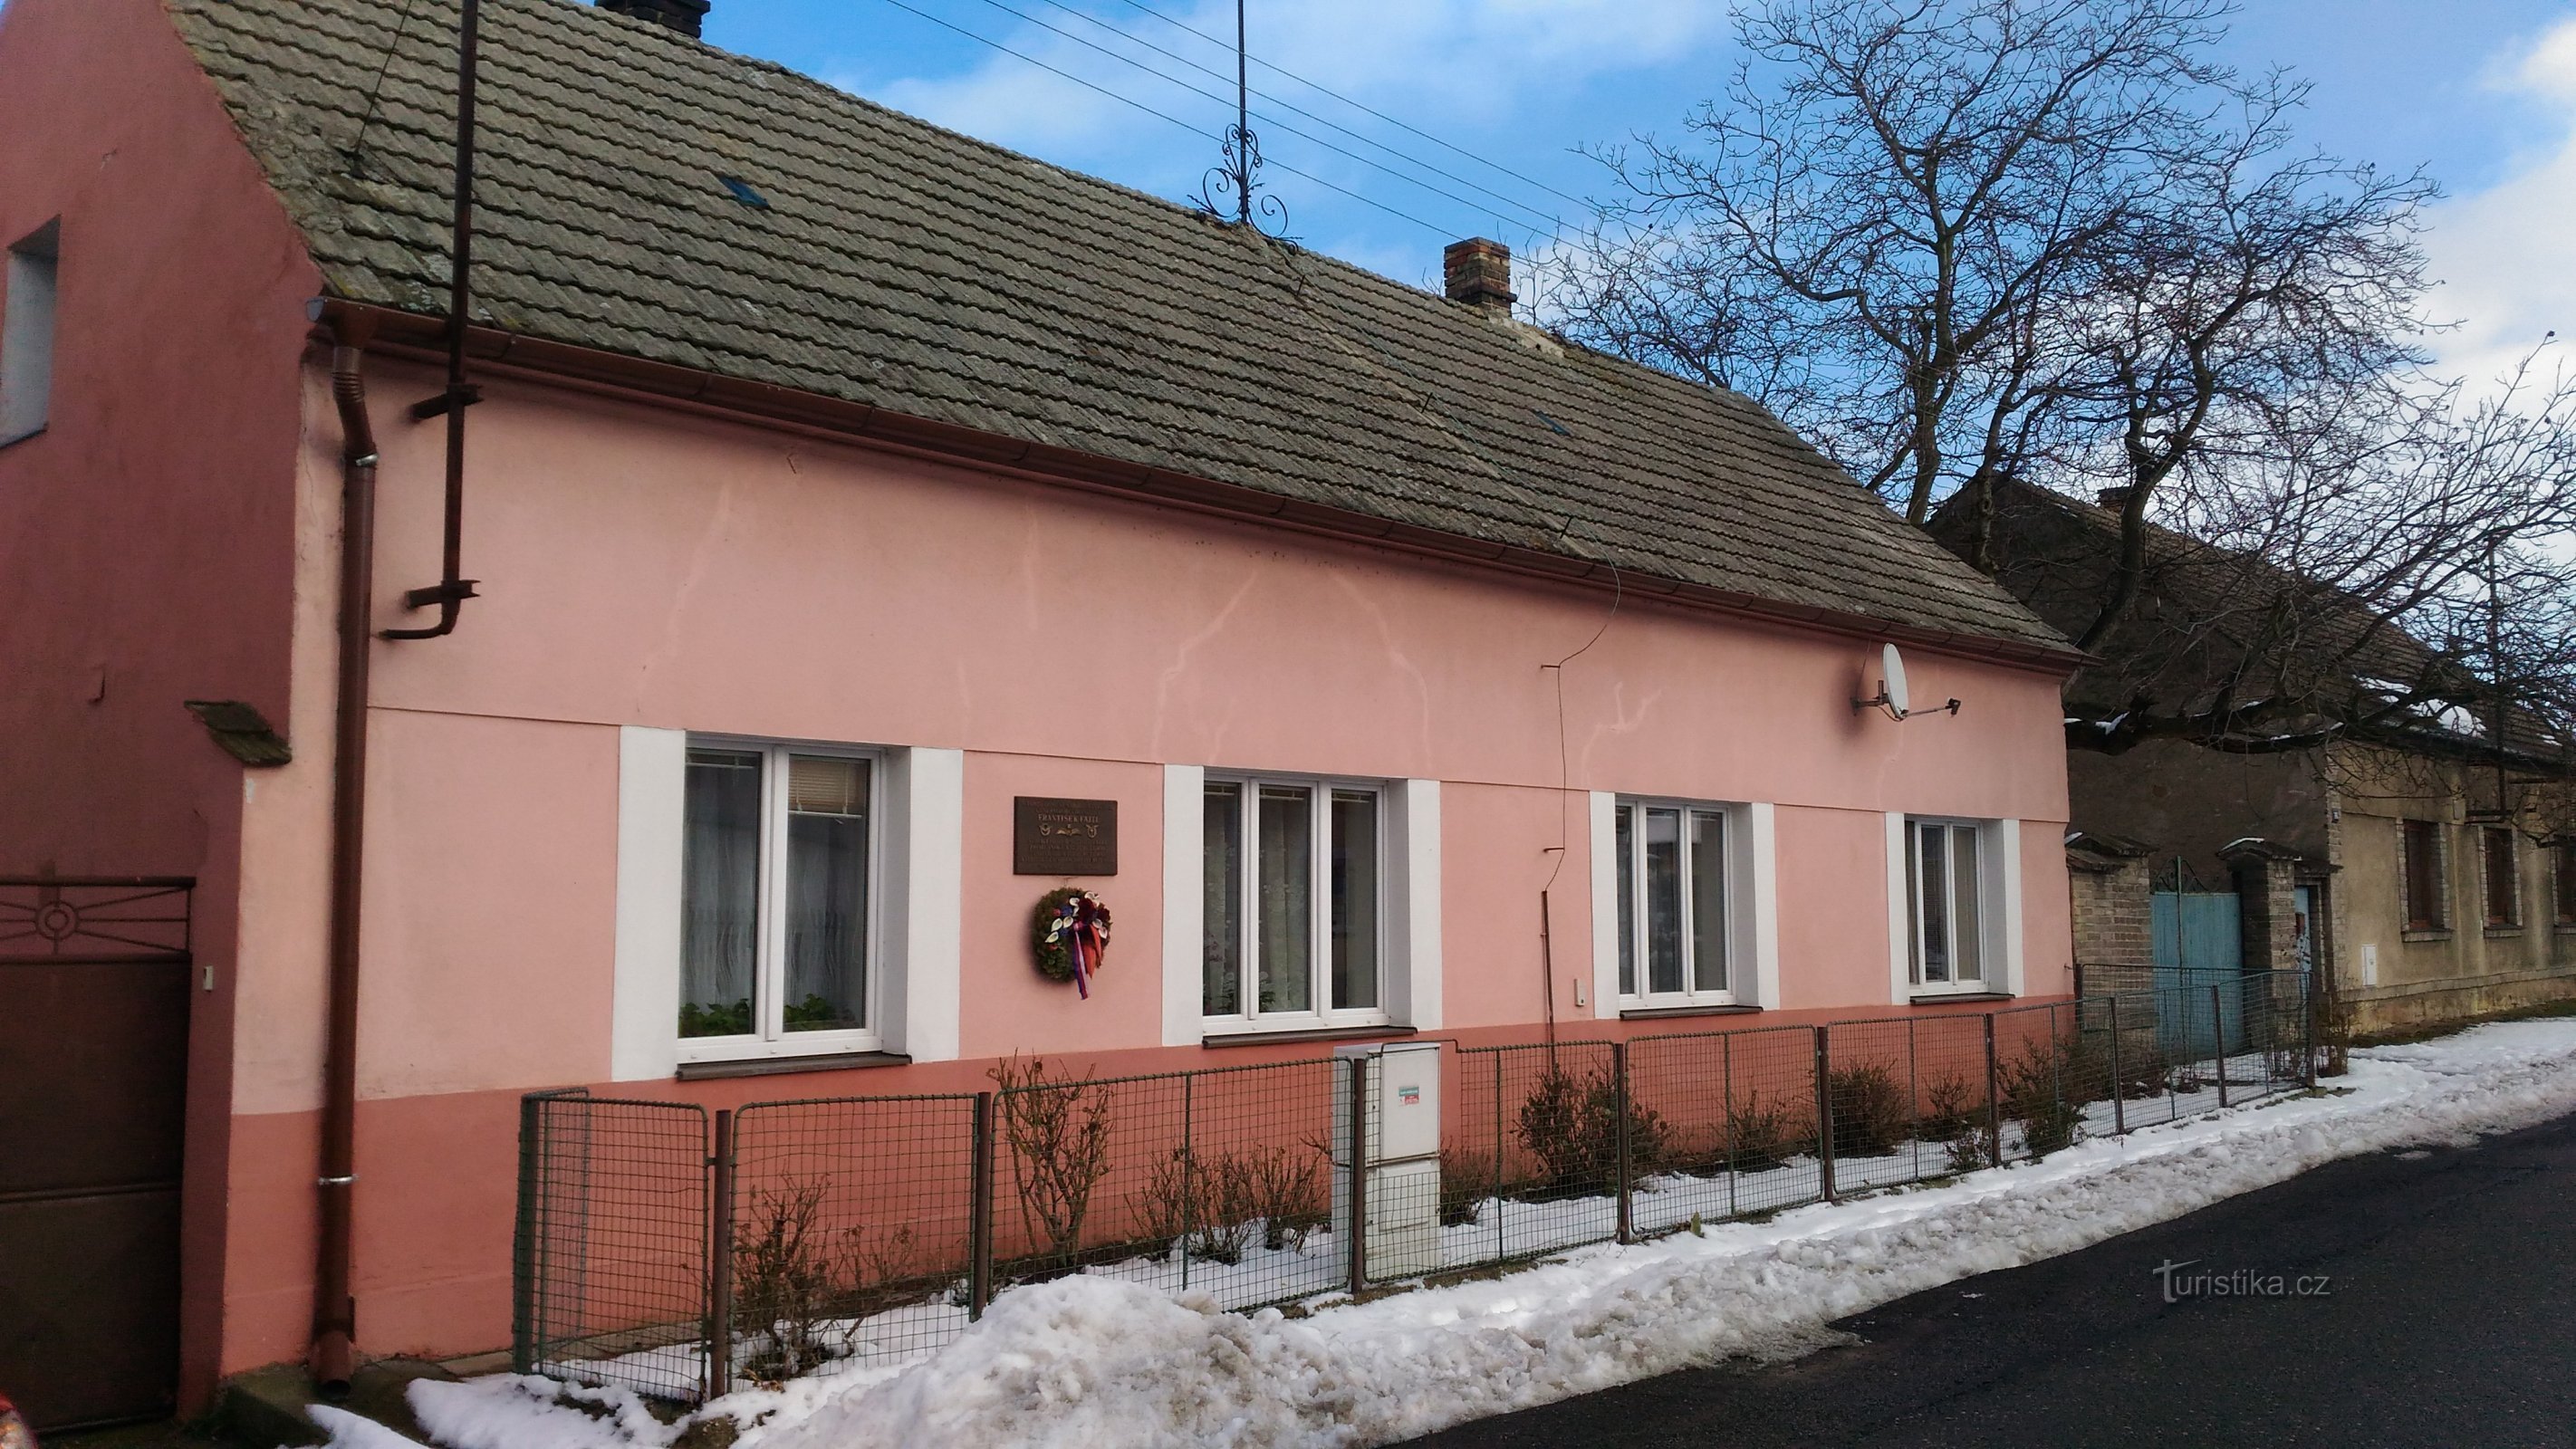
2422, 16, 2576, 389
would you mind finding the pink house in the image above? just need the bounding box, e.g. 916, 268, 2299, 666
0, 0, 2080, 1422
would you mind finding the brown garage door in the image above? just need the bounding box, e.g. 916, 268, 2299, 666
0, 878, 192, 1432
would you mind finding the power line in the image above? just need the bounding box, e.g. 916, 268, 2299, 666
347, 0, 428, 163
870, 0, 1462, 239
948, 0, 1570, 236
1008, 0, 1573, 238
1104, 0, 1594, 211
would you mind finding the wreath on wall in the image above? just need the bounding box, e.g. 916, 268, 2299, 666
1032, 888, 1112, 998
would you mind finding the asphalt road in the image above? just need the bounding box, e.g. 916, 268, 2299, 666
1404, 1105, 2576, 1448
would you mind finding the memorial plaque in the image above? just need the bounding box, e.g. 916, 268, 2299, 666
1014, 797, 1118, 876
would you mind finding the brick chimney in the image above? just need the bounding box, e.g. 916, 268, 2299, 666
2096, 486, 2137, 512
599, 0, 709, 36
1443, 237, 1515, 317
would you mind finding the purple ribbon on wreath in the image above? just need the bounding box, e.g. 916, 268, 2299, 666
1053, 893, 1110, 999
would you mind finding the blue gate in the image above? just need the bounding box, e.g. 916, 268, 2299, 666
2152, 890, 2244, 1055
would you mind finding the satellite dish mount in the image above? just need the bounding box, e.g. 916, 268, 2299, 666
1854, 644, 1960, 722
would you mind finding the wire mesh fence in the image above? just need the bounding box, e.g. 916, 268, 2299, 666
514, 1089, 710, 1402
989, 1054, 1344, 1316
514, 974, 2315, 1405
715, 1093, 980, 1395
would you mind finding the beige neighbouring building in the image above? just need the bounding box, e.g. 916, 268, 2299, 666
1956, 481, 2576, 1034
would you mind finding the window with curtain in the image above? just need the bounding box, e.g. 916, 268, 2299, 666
680, 742, 874, 1050
1203, 776, 1384, 1030
1611, 799, 1732, 1006
1907, 819, 1985, 991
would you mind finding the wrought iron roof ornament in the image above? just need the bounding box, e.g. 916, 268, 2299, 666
1191, 0, 1288, 237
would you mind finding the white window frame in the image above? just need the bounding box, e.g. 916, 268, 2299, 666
1199, 772, 1391, 1036
1610, 796, 1739, 1010
675, 735, 887, 1066
1889, 814, 2021, 1001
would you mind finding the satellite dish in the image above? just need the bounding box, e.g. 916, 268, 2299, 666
1882, 644, 1911, 720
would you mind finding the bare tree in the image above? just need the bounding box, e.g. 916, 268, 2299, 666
1561, 0, 2238, 523
2033, 82, 2437, 648
1554, 0, 2576, 775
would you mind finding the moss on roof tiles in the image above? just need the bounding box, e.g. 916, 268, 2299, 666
168, 0, 2065, 651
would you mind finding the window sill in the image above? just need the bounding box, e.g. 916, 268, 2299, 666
2400, 929, 2453, 944
676, 1051, 911, 1080
1619, 1003, 1762, 1021
1909, 991, 2014, 1005
2485, 926, 2525, 939
1201, 1024, 1416, 1049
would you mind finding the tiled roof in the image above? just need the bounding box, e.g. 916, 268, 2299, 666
1943, 479, 2565, 759
168, 0, 2068, 654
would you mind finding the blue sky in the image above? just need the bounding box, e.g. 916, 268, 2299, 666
686, 0, 2571, 379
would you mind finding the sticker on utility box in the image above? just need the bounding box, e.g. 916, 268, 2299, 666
1397, 1084, 1421, 1105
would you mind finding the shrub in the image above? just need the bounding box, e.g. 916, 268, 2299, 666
1437, 1147, 1489, 1226
726, 1180, 917, 1387
1919, 1073, 1975, 1142
1723, 1091, 1804, 1174
1132, 1148, 1193, 1256
989, 1053, 1115, 1265
729, 1179, 841, 1386
2316, 990, 2351, 1079
1944, 1128, 1994, 1176
1186, 1154, 1258, 1265
1825, 1062, 1909, 1159
1513, 1061, 1668, 1198
1245, 1143, 1327, 1251
2001, 1036, 2086, 1159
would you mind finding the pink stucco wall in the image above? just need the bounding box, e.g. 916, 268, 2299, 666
0, 0, 324, 1408
193, 346, 2075, 1369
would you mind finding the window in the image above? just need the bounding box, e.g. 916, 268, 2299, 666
2558, 840, 2576, 928
2399, 819, 2447, 933
1203, 776, 1383, 1030
1611, 800, 1732, 1005
1905, 819, 1985, 992
0, 220, 59, 445
2482, 825, 2521, 929
678, 742, 878, 1057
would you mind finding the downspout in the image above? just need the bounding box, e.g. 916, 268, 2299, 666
311, 0, 482, 1384
313, 337, 380, 1393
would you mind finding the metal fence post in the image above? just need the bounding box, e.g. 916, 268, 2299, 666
1722, 1032, 1737, 1220
511, 1093, 543, 1375
1347, 1054, 1371, 1296
1179, 1072, 1197, 1291
1813, 1026, 1836, 1204
1613, 1041, 1634, 1244
1982, 1013, 2002, 1167
2303, 974, 2320, 1089
2212, 984, 2230, 1109
969, 1091, 995, 1319
1491, 1050, 1505, 1264
706, 1108, 735, 1401
2108, 995, 2126, 1136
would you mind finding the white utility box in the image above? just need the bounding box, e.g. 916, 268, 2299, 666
1332, 1040, 1444, 1281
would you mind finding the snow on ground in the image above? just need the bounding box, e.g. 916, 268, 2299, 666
343, 1022, 2576, 1449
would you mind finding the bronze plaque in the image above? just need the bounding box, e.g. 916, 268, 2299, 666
1014, 797, 1118, 876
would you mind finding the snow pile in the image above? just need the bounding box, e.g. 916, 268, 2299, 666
376, 1022, 2576, 1449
